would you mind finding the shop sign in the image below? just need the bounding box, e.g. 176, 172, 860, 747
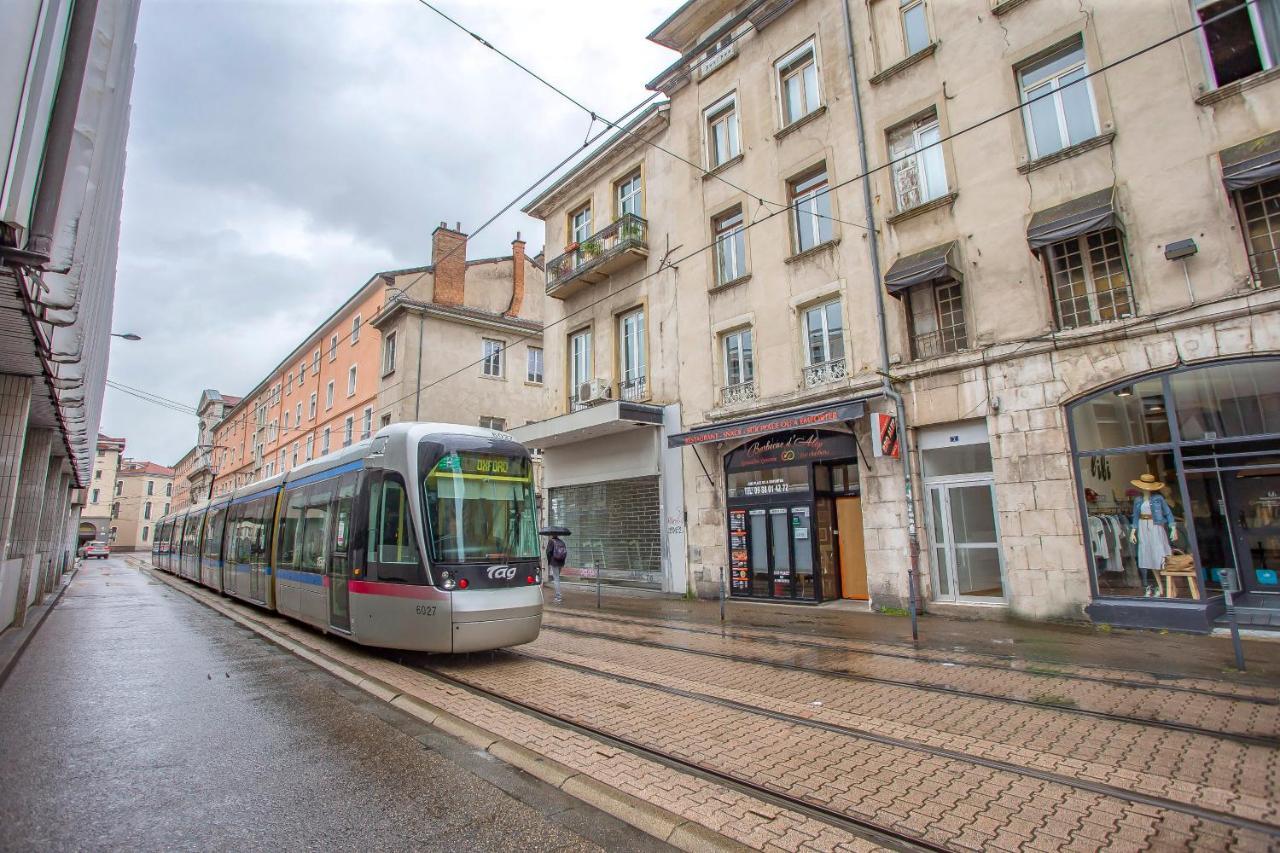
727, 430, 857, 471
668, 401, 865, 447
872, 413, 900, 458
726, 466, 810, 498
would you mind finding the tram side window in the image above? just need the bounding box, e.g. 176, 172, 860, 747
183, 515, 201, 556
298, 484, 334, 574
203, 509, 226, 561
367, 474, 420, 582
277, 489, 306, 569
333, 474, 357, 556
248, 497, 274, 568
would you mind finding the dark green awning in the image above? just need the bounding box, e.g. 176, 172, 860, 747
1027, 187, 1118, 251
883, 242, 962, 296
1221, 132, 1280, 191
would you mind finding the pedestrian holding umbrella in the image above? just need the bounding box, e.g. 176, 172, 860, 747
539, 526, 570, 605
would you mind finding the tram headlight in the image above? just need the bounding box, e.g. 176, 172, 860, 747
440, 570, 456, 590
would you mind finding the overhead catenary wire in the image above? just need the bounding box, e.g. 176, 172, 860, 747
140, 1, 1250, 478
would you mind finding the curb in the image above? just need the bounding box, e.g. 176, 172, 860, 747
131, 558, 750, 853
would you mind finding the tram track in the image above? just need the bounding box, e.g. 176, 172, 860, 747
541, 622, 1280, 748
504, 648, 1280, 840
548, 608, 1278, 706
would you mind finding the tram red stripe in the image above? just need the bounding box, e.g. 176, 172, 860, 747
347, 579, 439, 600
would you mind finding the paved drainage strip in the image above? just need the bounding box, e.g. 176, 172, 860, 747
547, 610, 1279, 705
126, 559, 820, 853
541, 623, 1280, 748
501, 648, 1280, 842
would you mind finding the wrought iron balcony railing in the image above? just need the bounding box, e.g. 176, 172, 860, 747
910, 328, 967, 361
803, 358, 847, 389
720, 381, 757, 407
619, 375, 648, 402
546, 214, 649, 298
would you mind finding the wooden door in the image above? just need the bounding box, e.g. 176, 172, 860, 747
836, 496, 868, 600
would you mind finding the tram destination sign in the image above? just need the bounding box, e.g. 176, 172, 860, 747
667, 400, 866, 448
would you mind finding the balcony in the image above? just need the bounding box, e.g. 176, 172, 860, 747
546, 214, 649, 299
803, 358, 847, 389
619, 375, 648, 402
720, 381, 757, 408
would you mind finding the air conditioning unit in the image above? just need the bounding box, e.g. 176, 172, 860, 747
578, 379, 613, 406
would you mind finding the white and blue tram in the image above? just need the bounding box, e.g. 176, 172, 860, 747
151, 423, 543, 652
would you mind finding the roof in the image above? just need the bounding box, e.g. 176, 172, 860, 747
119, 460, 175, 477
372, 296, 542, 335
97, 434, 126, 450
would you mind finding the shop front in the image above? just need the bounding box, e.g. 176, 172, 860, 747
1068, 357, 1280, 631
669, 400, 868, 605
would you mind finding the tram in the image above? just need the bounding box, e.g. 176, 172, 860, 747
151, 423, 543, 652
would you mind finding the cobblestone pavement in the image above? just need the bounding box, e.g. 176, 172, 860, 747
138, 562, 1280, 852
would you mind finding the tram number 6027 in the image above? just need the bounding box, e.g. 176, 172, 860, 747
415, 605, 437, 616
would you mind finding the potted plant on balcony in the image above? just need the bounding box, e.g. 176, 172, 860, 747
579, 238, 603, 259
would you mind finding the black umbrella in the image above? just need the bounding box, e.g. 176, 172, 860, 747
538, 526, 571, 536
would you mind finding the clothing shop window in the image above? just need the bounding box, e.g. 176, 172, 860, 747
1195, 0, 1279, 88
900, 0, 930, 56
888, 110, 947, 211
908, 280, 967, 359
706, 94, 741, 168
1235, 177, 1280, 289
1044, 228, 1134, 329
1018, 38, 1099, 160
482, 339, 503, 378
1167, 359, 1280, 441
777, 39, 821, 126
789, 166, 833, 253
619, 309, 647, 401
527, 346, 544, 384
616, 170, 643, 218
713, 207, 747, 285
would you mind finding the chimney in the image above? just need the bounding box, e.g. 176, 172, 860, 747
506, 232, 526, 317
432, 222, 467, 306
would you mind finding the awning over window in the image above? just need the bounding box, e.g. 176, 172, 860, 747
667, 399, 866, 448
1221, 132, 1280, 191
883, 242, 962, 297
1026, 187, 1118, 251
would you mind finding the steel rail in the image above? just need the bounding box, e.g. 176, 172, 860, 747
418, 661, 951, 853
548, 608, 1278, 706
496, 650, 1280, 841
540, 623, 1280, 748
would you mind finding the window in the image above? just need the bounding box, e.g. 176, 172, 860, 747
321, 428, 330, 456
312, 350, 320, 373
325, 381, 334, 410
292, 443, 299, 467
908, 281, 968, 359
900, 0, 930, 55
286, 372, 293, 394
362, 407, 373, 440
309, 393, 317, 419
804, 300, 844, 366
380, 413, 392, 427
382, 331, 398, 375
1196, 0, 1279, 88
789, 167, 833, 253
165, 482, 172, 496
1018, 39, 1098, 160
329, 334, 338, 361
91, 488, 99, 503
283, 411, 290, 430
570, 204, 592, 245
343, 417, 354, 447
94, 469, 101, 480
482, 339, 503, 377
616, 170, 643, 217
146, 480, 154, 496
777, 40, 821, 126
306, 434, 314, 461
527, 347, 544, 384
142, 527, 148, 542
1235, 177, 1280, 288
112, 502, 120, 519
888, 110, 947, 211
569, 329, 593, 408
279, 448, 286, 471
619, 309, 647, 400
479, 416, 506, 431
713, 207, 747, 285
268, 420, 277, 442
351, 314, 361, 344
299, 360, 307, 381
706, 94, 741, 168
163, 502, 169, 515
143, 501, 151, 520
115, 481, 123, 496
295, 402, 302, 425
347, 365, 357, 397
1044, 228, 1134, 329
723, 328, 755, 388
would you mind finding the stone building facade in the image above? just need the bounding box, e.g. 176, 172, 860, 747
80, 435, 125, 545
111, 461, 174, 551
517, 0, 1280, 631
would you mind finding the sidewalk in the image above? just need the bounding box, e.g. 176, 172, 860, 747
549, 582, 1280, 685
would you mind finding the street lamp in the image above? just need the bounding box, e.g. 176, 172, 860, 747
111, 332, 142, 341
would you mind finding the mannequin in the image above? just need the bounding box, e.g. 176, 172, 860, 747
1129, 473, 1177, 597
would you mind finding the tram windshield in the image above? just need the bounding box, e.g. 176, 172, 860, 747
422, 451, 539, 562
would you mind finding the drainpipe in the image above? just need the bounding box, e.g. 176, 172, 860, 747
841, 0, 921, 642
414, 312, 424, 420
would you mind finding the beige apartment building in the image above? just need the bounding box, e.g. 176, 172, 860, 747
80, 434, 125, 545
111, 461, 174, 551
370, 224, 548, 433
516, 0, 1280, 632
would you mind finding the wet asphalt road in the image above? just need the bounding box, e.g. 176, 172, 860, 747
0, 558, 664, 852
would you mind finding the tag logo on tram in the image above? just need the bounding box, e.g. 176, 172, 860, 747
487, 565, 517, 581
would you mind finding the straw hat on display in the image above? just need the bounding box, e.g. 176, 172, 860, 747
1130, 473, 1166, 492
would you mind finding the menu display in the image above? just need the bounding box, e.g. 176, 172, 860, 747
729, 509, 750, 592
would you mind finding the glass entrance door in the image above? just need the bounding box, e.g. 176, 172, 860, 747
744, 504, 815, 600
1225, 472, 1280, 595
927, 479, 1006, 602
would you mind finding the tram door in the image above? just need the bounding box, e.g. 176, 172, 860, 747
328, 480, 354, 632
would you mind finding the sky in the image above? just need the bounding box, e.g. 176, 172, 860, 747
102, 0, 676, 466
